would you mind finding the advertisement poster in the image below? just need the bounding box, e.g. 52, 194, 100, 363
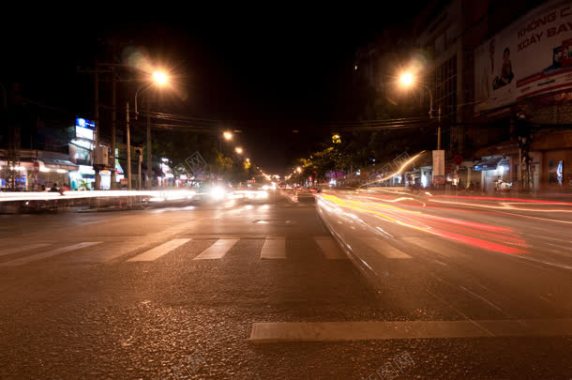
432, 150, 445, 185
475, 0, 572, 112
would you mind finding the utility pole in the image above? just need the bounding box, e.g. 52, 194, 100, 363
94, 68, 100, 190
136, 147, 143, 190
437, 105, 442, 151
79, 64, 118, 190
126, 102, 132, 190
110, 67, 117, 189
7, 128, 19, 191
146, 97, 152, 189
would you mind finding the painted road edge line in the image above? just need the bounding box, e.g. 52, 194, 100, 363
249, 319, 572, 343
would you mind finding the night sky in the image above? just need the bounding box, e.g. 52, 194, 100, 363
1, 4, 422, 172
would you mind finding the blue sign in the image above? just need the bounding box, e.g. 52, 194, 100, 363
75, 117, 96, 130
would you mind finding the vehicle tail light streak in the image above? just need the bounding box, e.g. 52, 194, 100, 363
319, 193, 528, 255
427, 195, 572, 213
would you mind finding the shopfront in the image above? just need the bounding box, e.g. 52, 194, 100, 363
473, 155, 511, 192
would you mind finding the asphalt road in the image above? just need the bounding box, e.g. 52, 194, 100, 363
0, 192, 571, 379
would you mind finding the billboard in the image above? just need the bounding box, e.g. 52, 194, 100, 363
475, 0, 572, 113
432, 150, 445, 185
75, 117, 96, 141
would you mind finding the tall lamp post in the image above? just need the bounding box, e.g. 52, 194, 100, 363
398, 70, 444, 185
125, 70, 171, 190
398, 71, 440, 147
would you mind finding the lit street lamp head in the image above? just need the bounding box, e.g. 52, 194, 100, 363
398, 71, 415, 89
134, 69, 174, 119
152, 70, 170, 87
223, 131, 234, 141
332, 133, 342, 144
235, 147, 244, 155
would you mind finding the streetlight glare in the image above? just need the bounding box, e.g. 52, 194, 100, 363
332, 133, 342, 144
152, 70, 170, 86
398, 71, 415, 88
223, 131, 234, 141
235, 147, 243, 155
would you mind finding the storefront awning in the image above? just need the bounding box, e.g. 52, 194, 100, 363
40, 158, 79, 171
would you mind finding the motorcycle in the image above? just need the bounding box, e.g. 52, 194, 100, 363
494, 179, 512, 192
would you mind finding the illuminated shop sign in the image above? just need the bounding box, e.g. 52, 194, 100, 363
75, 117, 96, 141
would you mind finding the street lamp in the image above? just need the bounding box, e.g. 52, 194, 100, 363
398, 70, 444, 185
235, 147, 243, 155
332, 133, 342, 144
397, 70, 435, 130
134, 70, 170, 119
125, 69, 171, 190
223, 131, 233, 141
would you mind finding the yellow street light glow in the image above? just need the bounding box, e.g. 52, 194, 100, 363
398, 71, 415, 89
223, 131, 233, 141
152, 70, 170, 86
332, 133, 342, 144
235, 147, 244, 155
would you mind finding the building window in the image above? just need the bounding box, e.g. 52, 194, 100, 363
433, 55, 457, 121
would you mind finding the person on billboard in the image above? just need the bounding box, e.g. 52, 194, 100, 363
493, 47, 514, 89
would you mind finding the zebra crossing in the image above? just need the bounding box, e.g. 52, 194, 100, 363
127, 239, 192, 262
193, 238, 239, 260
260, 238, 287, 259
0, 243, 51, 258
0, 235, 418, 268
0, 242, 102, 267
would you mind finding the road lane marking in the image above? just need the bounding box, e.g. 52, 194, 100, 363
260, 238, 286, 259
249, 318, 572, 343
0, 242, 102, 267
314, 237, 347, 259
362, 238, 412, 259
193, 239, 239, 260
127, 239, 191, 262
0, 243, 51, 258
73, 242, 150, 263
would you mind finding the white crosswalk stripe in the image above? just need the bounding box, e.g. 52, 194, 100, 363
127, 238, 191, 262
72, 242, 149, 263
314, 237, 347, 259
194, 239, 239, 260
0, 243, 52, 258
0, 236, 356, 266
362, 237, 412, 259
260, 237, 286, 259
0, 242, 102, 267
